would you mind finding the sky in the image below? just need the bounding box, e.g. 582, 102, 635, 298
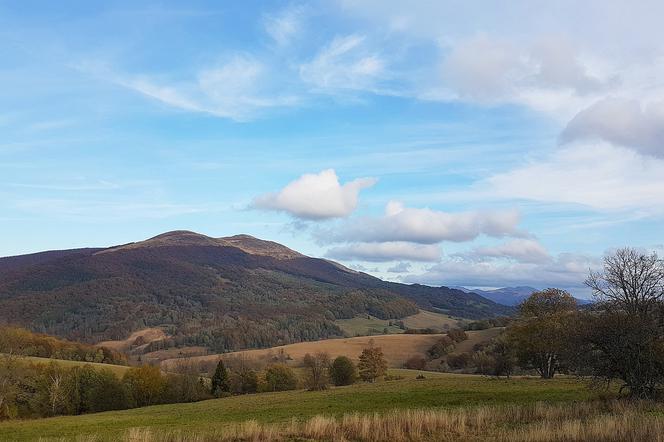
2, 1, 664, 297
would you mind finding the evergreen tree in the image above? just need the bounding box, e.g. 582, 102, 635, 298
210, 360, 230, 397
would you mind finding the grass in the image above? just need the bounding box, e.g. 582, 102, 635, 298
106, 401, 664, 442
335, 311, 461, 337
0, 373, 599, 441
6, 354, 130, 377
335, 316, 405, 336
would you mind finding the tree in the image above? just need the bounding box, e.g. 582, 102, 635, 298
330, 356, 357, 386
575, 248, 664, 398
586, 248, 664, 318
265, 364, 298, 391
0, 353, 19, 419
357, 344, 387, 382
122, 365, 167, 407
506, 289, 577, 378
303, 352, 330, 391
426, 335, 454, 359
210, 360, 230, 397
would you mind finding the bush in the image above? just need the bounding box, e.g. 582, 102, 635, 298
427, 336, 454, 359
447, 353, 471, 370
447, 329, 468, 343
264, 364, 297, 391
404, 355, 427, 370
230, 369, 258, 395
330, 356, 357, 386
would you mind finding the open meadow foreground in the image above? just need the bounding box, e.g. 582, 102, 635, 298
2, 1, 664, 441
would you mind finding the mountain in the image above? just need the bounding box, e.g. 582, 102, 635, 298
0, 231, 512, 353
453, 286, 538, 306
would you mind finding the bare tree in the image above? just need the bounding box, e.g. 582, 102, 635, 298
303, 352, 330, 391
586, 248, 664, 317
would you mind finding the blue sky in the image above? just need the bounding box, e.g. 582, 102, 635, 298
2, 1, 664, 296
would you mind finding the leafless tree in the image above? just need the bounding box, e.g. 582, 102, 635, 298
586, 248, 664, 317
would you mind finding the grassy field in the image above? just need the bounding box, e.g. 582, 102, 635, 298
0, 373, 600, 441
6, 354, 130, 377
335, 310, 462, 337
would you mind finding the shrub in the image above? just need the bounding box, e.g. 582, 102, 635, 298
427, 336, 454, 359
329, 356, 357, 386
122, 365, 168, 407
404, 355, 427, 370
447, 353, 471, 370
447, 329, 468, 343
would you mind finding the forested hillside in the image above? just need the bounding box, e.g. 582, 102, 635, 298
0, 231, 510, 353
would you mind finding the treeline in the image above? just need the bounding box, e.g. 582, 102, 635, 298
0, 358, 209, 420
0, 326, 126, 365
203, 342, 391, 399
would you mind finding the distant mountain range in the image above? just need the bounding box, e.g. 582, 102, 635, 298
452, 286, 538, 306
453, 286, 592, 306
0, 231, 512, 353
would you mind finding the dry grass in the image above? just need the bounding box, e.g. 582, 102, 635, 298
161, 334, 447, 371
401, 310, 462, 330
56, 401, 664, 442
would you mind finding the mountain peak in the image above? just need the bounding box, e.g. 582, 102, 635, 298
97, 231, 303, 260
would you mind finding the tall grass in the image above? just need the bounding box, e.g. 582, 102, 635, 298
40, 400, 664, 442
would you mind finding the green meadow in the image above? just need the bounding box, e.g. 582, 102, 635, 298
0, 372, 597, 441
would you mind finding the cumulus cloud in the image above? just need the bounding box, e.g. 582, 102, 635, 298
460, 239, 551, 264
326, 201, 523, 244
252, 169, 377, 219
299, 34, 385, 93
561, 98, 664, 158
405, 251, 599, 291
485, 142, 664, 211
326, 241, 441, 262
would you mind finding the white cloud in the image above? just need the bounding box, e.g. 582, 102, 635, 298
485, 142, 664, 211
299, 34, 385, 93
463, 239, 551, 264
263, 5, 306, 46
326, 241, 441, 262
387, 261, 412, 273
441, 35, 524, 103
327, 201, 523, 244
115, 55, 299, 121
252, 169, 377, 220
561, 98, 664, 158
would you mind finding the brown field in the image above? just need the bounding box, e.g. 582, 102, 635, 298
9, 355, 130, 377
402, 310, 463, 330
161, 329, 500, 372
98, 328, 167, 354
